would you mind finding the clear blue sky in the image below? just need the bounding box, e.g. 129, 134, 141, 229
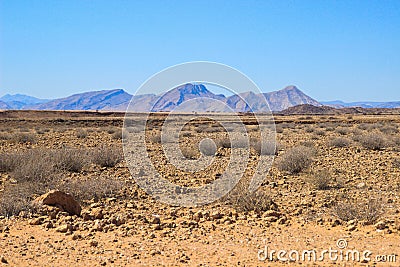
1, 0, 399, 101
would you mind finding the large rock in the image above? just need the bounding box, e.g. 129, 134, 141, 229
33, 190, 81, 216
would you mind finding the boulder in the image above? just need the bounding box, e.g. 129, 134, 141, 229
33, 190, 81, 216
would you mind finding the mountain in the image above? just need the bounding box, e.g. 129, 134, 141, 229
226, 85, 320, 112
321, 100, 400, 109
0, 100, 11, 110
0, 94, 49, 109
263, 85, 321, 111
150, 83, 226, 112
29, 89, 132, 111
0, 85, 323, 112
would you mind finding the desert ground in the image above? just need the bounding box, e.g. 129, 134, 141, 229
0, 110, 400, 266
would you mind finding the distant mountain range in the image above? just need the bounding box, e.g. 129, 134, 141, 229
1, 84, 399, 112
321, 100, 400, 109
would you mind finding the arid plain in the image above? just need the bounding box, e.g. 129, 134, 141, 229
1, 110, 400, 266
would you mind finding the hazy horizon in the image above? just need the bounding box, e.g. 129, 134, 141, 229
1, 1, 399, 102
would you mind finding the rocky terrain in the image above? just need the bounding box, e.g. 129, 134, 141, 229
0, 111, 400, 266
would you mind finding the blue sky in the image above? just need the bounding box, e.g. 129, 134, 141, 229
0, 0, 399, 101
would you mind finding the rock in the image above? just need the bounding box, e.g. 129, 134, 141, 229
29, 217, 43, 225
263, 210, 281, 218
356, 182, 366, 189
151, 216, 161, 224
55, 224, 70, 233
0, 256, 7, 264
263, 216, 279, 222
211, 212, 223, 220
89, 240, 98, 247
347, 220, 357, 226
331, 219, 341, 227
32, 190, 81, 216
44, 222, 54, 229
374, 221, 386, 230
347, 225, 357, 231
90, 208, 103, 220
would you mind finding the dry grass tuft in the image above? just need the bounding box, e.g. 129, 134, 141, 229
276, 146, 314, 174
329, 137, 351, 148
359, 132, 388, 150
332, 198, 383, 224
91, 145, 123, 167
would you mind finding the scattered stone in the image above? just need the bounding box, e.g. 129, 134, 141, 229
90, 208, 104, 220
29, 217, 43, 226
0, 256, 7, 264
262, 210, 281, 218
347, 224, 357, 231
211, 212, 223, 220
331, 219, 341, 227
32, 190, 81, 216
263, 216, 279, 223
89, 240, 99, 247
55, 224, 70, 233
374, 221, 387, 230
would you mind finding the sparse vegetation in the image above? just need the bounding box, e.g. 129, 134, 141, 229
58, 176, 123, 203
13, 133, 37, 144
0, 182, 37, 218
76, 129, 88, 138
307, 169, 332, 190
91, 145, 123, 167
359, 132, 388, 150
251, 140, 277, 156
329, 137, 351, 148
332, 198, 383, 224
277, 146, 314, 174
181, 146, 198, 160
226, 181, 277, 213
52, 148, 89, 172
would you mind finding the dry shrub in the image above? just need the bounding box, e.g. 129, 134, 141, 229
76, 129, 88, 138
112, 130, 123, 140
329, 137, 351, 148
315, 129, 326, 136
0, 182, 38, 218
0, 153, 20, 172
0, 133, 12, 140
180, 131, 193, 138
277, 146, 314, 174
181, 146, 198, 160
219, 137, 231, 148
359, 133, 388, 150
307, 169, 332, 190
305, 126, 314, 133
357, 123, 371, 131
52, 148, 90, 172
332, 198, 383, 224
251, 140, 277, 156
59, 176, 123, 203
11, 149, 57, 187
336, 127, 349, 135
91, 145, 123, 167
275, 125, 284, 133
393, 158, 400, 169
379, 125, 398, 135
150, 133, 162, 143
13, 133, 37, 144
226, 182, 277, 213
106, 127, 117, 134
